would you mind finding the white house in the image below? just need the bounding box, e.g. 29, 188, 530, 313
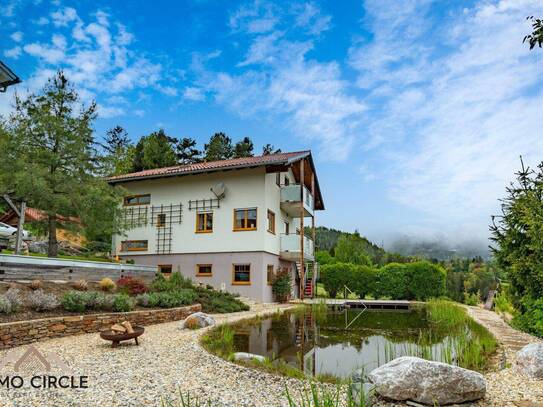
107, 150, 324, 303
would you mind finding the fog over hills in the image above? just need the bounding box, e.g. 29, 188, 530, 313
386, 235, 491, 260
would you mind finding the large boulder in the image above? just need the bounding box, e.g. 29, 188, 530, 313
515, 343, 543, 379
178, 312, 215, 329
368, 356, 486, 405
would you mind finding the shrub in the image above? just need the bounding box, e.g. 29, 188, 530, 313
29, 279, 43, 291
99, 278, 116, 292
151, 272, 193, 292
145, 290, 197, 308
113, 293, 134, 312
376, 263, 409, 299
272, 268, 292, 302
72, 279, 88, 291
136, 293, 151, 307
195, 287, 249, 313
512, 296, 543, 338
4, 288, 22, 312
407, 261, 446, 300
494, 291, 515, 315
320, 263, 356, 298
351, 265, 379, 299
27, 289, 59, 311
0, 296, 12, 314
117, 276, 148, 295
61, 291, 88, 313
464, 291, 480, 306
95, 293, 115, 311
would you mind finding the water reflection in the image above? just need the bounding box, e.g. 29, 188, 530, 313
230, 307, 465, 379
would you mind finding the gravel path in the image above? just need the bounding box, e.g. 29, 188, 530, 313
0, 304, 541, 407
466, 306, 543, 406
0, 303, 317, 407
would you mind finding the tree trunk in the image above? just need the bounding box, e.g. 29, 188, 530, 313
47, 215, 58, 257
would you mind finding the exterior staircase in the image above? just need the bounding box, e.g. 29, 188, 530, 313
296, 261, 317, 298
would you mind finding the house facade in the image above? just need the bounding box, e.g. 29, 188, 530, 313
107, 151, 324, 303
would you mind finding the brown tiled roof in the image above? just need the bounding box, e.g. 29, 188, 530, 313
107, 151, 311, 183
0, 207, 80, 225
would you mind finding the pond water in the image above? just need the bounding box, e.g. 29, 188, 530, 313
228, 305, 486, 380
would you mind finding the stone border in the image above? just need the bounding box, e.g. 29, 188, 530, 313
0, 303, 201, 350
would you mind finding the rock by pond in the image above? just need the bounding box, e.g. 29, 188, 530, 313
368, 356, 486, 405
515, 343, 543, 379
233, 352, 266, 363
179, 312, 215, 329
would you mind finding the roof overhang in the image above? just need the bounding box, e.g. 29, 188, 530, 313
0, 61, 21, 92
107, 151, 325, 210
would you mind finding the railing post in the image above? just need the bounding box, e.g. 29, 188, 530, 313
15, 201, 26, 255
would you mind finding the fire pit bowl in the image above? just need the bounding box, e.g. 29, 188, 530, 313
100, 326, 145, 348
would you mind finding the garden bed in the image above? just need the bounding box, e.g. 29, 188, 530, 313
0, 272, 249, 324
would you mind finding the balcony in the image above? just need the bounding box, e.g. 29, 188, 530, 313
280, 184, 314, 218
280, 233, 314, 261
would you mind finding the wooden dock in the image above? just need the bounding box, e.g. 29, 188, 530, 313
302, 298, 411, 310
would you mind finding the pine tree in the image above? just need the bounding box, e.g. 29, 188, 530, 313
233, 136, 254, 158
262, 144, 281, 155
524, 16, 543, 49
176, 137, 202, 164
0, 71, 123, 257
132, 129, 178, 171
101, 126, 134, 176
204, 132, 233, 161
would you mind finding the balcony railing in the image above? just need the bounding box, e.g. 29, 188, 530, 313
280, 184, 314, 217
280, 233, 314, 260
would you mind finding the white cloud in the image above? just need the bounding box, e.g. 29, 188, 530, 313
4, 46, 22, 59
35, 16, 49, 25
1, 0, 19, 17
203, 2, 361, 159
23, 41, 66, 64
51, 7, 78, 27
293, 2, 331, 35
10, 31, 23, 42
349, 0, 543, 238
183, 86, 205, 101
133, 109, 145, 117
229, 1, 278, 34
157, 85, 178, 96
97, 104, 125, 118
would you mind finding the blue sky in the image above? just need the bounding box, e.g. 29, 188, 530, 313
2, 0, 543, 249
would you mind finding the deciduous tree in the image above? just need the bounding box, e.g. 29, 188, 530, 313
334, 232, 372, 266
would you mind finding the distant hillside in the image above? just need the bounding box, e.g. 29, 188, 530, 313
312, 226, 488, 263
310, 226, 389, 264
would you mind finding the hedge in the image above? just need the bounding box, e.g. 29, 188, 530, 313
320, 261, 446, 301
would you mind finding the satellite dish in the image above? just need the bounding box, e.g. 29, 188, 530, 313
211, 182, 226, 199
